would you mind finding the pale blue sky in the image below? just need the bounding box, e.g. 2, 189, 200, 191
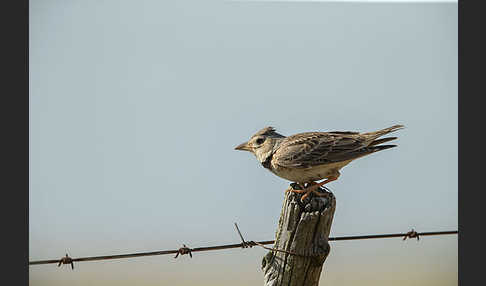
29, 1, 457, 285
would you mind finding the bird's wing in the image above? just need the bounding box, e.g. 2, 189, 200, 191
273, 132, 369, 168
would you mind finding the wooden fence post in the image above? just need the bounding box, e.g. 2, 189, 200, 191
261, 183, 336, 286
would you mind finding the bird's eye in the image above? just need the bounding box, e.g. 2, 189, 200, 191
256, 138, 265, 145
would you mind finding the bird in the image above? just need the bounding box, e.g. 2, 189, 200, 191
234, 124, 404, 201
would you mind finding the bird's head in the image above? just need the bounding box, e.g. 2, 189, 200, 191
234, 127, 285, 163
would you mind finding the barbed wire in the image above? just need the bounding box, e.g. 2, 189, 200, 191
29, 224, 457, 269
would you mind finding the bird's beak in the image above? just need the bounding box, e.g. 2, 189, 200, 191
234, 141, 252, 151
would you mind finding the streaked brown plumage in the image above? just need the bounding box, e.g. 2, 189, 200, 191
235, 125, 404, 201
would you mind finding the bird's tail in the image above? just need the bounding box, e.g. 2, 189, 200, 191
363, 124, 404, 146
363, 124, 404, 137
368, 144, 397, 152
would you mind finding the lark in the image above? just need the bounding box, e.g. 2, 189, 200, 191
235, 125, 404, 201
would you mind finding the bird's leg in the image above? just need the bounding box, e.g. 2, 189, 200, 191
285, 182, 306, 193
300, 176, 339, 201
288, 188, 306, 194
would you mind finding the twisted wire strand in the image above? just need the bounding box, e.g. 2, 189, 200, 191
29, 229, 457, 266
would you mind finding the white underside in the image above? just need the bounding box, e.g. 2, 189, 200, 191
270, 159, 353, 183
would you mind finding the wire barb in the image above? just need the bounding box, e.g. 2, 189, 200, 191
234, 222, 307, 256
234, 223, 253, 248
403, 229, 420, 241
174, 244, 192, 259
58, 254, 74, 270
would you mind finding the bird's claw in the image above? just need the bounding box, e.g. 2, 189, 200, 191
300, 189, 328, 202
287, 183, 328, 202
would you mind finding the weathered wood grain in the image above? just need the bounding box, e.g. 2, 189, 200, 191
262, 183, 336, 286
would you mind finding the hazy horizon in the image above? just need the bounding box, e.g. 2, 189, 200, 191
29, 0, 457, 285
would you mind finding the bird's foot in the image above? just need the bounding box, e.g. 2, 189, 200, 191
300, 188, 328, 202
287, 184, 325, 202
288, 177, 338, 202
